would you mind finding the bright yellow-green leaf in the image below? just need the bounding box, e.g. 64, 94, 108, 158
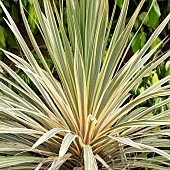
151, 72, 159, 85
150, 37, 162, 51
165, 60, 170, 71
117, 0, 124, 8
139, 12, 149, 25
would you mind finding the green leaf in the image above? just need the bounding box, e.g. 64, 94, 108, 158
6, 29, 17, 47
0, 25, 7, 48
132, 32, 147, 53
139, 12, 149, 25
28, 5, 38, 33
0, 25, 7, 58
150, 37, 162, 51
165, 60, 170, 71
144, 72, 151, 77
22, 0, 28, 7
140, 32, 147, 48
134, 18, 140, 30
147, 0, 161, 28
151, 72, 159, 85
117, 0, 124, 8
155, 97, 163, 105
11, 4, 19, 23
167, 103, 170, 110
138, 86, 145, 95
132, 33, 141, 52
131, 79, 142, 95
3, 0, 10, 7
164, 67, 170, 85
28, 0, 33, 6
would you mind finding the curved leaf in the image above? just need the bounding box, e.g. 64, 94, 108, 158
59, 133, 77, 157
30, 128, 70, 150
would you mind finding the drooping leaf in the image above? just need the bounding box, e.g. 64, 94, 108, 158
59, 133, 77, 157
30, 128, 70, 150
109, 136, 143, 149
110, 136, 170, 161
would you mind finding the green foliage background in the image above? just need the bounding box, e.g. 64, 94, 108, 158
113, 0, 170, 114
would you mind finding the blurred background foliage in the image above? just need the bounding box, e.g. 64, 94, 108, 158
0, 0, 170, 114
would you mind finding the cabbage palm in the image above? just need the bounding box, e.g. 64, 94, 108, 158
0, 0, 170, 169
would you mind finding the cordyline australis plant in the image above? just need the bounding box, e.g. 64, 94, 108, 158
0, 0, 170, 169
